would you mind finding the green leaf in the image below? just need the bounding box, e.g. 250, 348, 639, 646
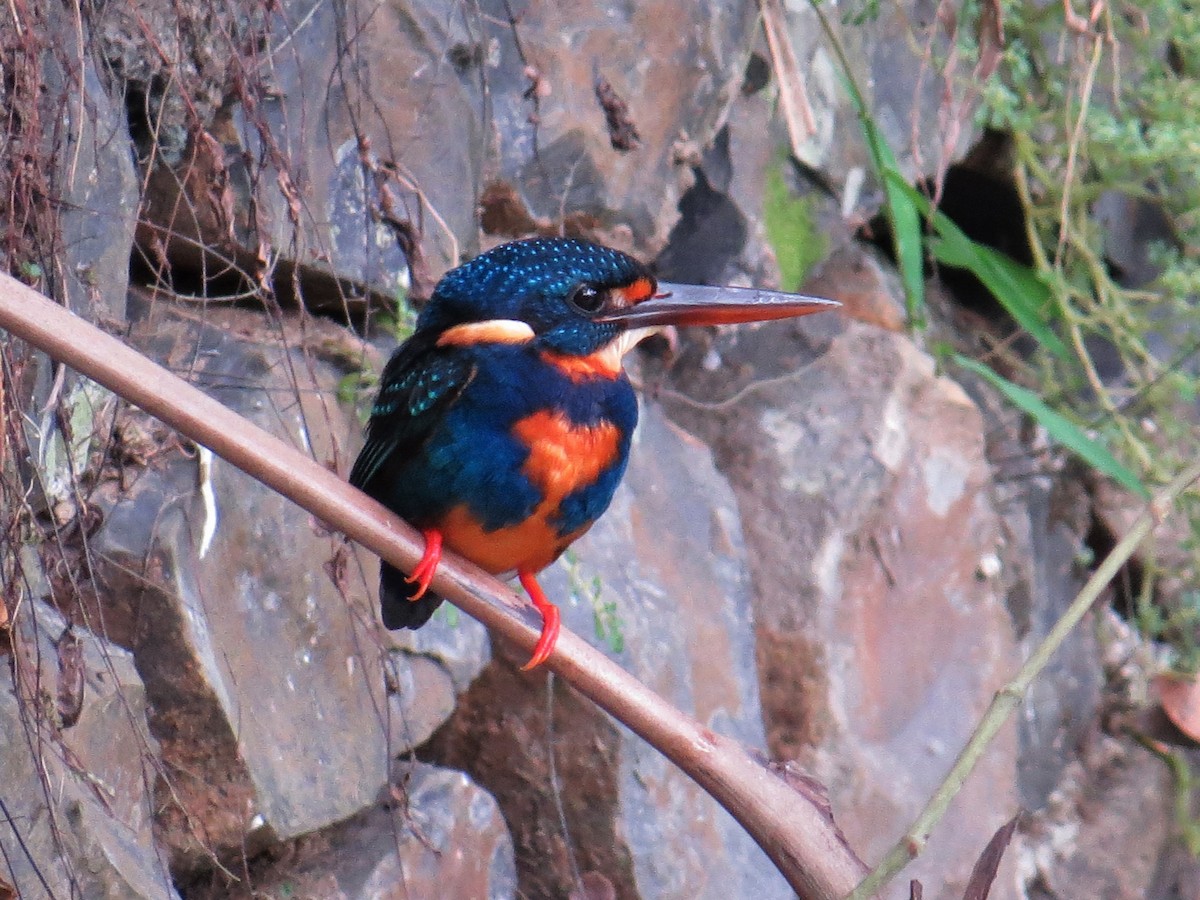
887, 172, 1070, 360
953, 354, 1148, 498
856, 120, 925, 327
826, 52, 924, 327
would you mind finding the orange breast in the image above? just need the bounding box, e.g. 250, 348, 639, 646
438, 410, 622, 574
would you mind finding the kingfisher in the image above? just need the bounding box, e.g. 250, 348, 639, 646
350, 237, 837, 669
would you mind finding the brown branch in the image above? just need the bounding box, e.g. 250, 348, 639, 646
0, 272, 872, 900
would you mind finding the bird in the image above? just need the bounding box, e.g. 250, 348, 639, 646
349, 237, 838, 669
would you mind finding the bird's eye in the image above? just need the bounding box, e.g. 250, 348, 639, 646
567, 284, 605, 314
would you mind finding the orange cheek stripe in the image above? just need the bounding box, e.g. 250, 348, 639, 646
618, 277, 655, 306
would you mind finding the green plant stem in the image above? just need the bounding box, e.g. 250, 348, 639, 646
1131, 731, 1200, 855
1012, 156, 1153, 473
806, 0, 925, 327
1054, 31, 1105, 265
849, 461, 1200, 898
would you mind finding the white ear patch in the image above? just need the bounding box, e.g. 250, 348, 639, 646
437, 319, 537, 347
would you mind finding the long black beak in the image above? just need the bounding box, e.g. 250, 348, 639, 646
595, 283, 841, 328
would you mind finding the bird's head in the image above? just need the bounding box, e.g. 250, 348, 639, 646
418, 237, 838, 369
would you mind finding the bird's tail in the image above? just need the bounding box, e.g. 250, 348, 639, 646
379, 562, 443, 630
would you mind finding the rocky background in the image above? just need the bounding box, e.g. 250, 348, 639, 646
0, 1, 1194, 898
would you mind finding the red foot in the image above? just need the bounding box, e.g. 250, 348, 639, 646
518, 570, 561, 670
405, 529, 443, 600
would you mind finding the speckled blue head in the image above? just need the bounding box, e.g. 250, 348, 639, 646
418, 238, 653, 356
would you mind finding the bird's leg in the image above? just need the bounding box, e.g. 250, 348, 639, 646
405, 529, 443, 600
518, 570, 561, 671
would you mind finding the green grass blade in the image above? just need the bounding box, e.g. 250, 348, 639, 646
859, 122, 925, 327
807, 0, 924, 326
953, 354, 1148, 498
887, 173, 1070, 359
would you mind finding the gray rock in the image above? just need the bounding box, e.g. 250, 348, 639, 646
480, 0, 760, 249
663, 301, 1020, 898
555, 404, 792, 900
221, 0, 478, 292
0, 601, 177, 899
1017, 736, 1173, 899
131, 0, 763, 305
965, 384, 1102, 814
777, 1, 977, 188
82, 298, 488, 871
191, 764, 516, 900
34, 3, 138, 322
14, 3, 139, 518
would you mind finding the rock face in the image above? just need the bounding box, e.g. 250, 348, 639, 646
127, 0, 761, 306
0, 600, 177, 899
773, 0, 979, 185
662, 298, 1020, 896
189, 763, 516, 900
71, 296, 489, 871
1019, 739, 1174, 900
4, 0, 1187, 897
7, 0, 138, 323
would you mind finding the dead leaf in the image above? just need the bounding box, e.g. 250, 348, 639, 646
1156, 672, 1200, 743
758, 0, 816, 156
594, 74, 641, 152
768, 758, 835, 825
55, 625, 85, 729
569, 871, 617, 900
976, 0, 1005, 81
962, 815, 1018, 900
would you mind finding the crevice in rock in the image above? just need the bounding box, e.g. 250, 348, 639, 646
419, 646, 637, 900
923, 166, 1033, 318
654, 166, 749, 287
857, 129, 1032, 322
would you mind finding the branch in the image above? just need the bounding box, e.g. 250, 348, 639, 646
0, 273, 871, 900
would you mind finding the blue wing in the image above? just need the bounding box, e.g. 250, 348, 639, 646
350, 332, 478, 631
349, 333, 476, 491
